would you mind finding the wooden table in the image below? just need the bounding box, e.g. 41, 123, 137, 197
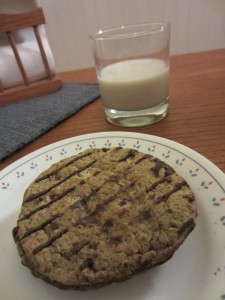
1, 49, 225, 173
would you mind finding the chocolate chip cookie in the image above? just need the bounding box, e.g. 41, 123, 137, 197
13, 147, 197, 289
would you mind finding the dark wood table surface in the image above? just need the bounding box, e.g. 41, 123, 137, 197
1, 49, 225, 173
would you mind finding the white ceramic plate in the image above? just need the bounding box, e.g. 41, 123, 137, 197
0, 131, 225, 300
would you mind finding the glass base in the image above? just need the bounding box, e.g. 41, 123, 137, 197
104, 99, 169, 127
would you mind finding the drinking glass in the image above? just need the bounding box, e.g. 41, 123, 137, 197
91, 22, 170, 127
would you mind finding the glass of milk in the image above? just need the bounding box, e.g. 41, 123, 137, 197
91, 22, 170, 127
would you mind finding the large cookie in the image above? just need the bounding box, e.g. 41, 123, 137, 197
13, 147, 197, 289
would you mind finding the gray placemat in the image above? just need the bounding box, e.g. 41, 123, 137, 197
0, 82, 100, 162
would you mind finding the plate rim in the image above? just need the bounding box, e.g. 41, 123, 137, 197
1, 131, 225, 189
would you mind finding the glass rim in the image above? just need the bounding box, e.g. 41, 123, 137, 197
90, 22, 170, 40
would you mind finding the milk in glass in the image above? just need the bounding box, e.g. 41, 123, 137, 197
98, 58, 169, 111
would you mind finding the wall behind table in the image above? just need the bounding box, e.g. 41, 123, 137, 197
40, 0, 225, 72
